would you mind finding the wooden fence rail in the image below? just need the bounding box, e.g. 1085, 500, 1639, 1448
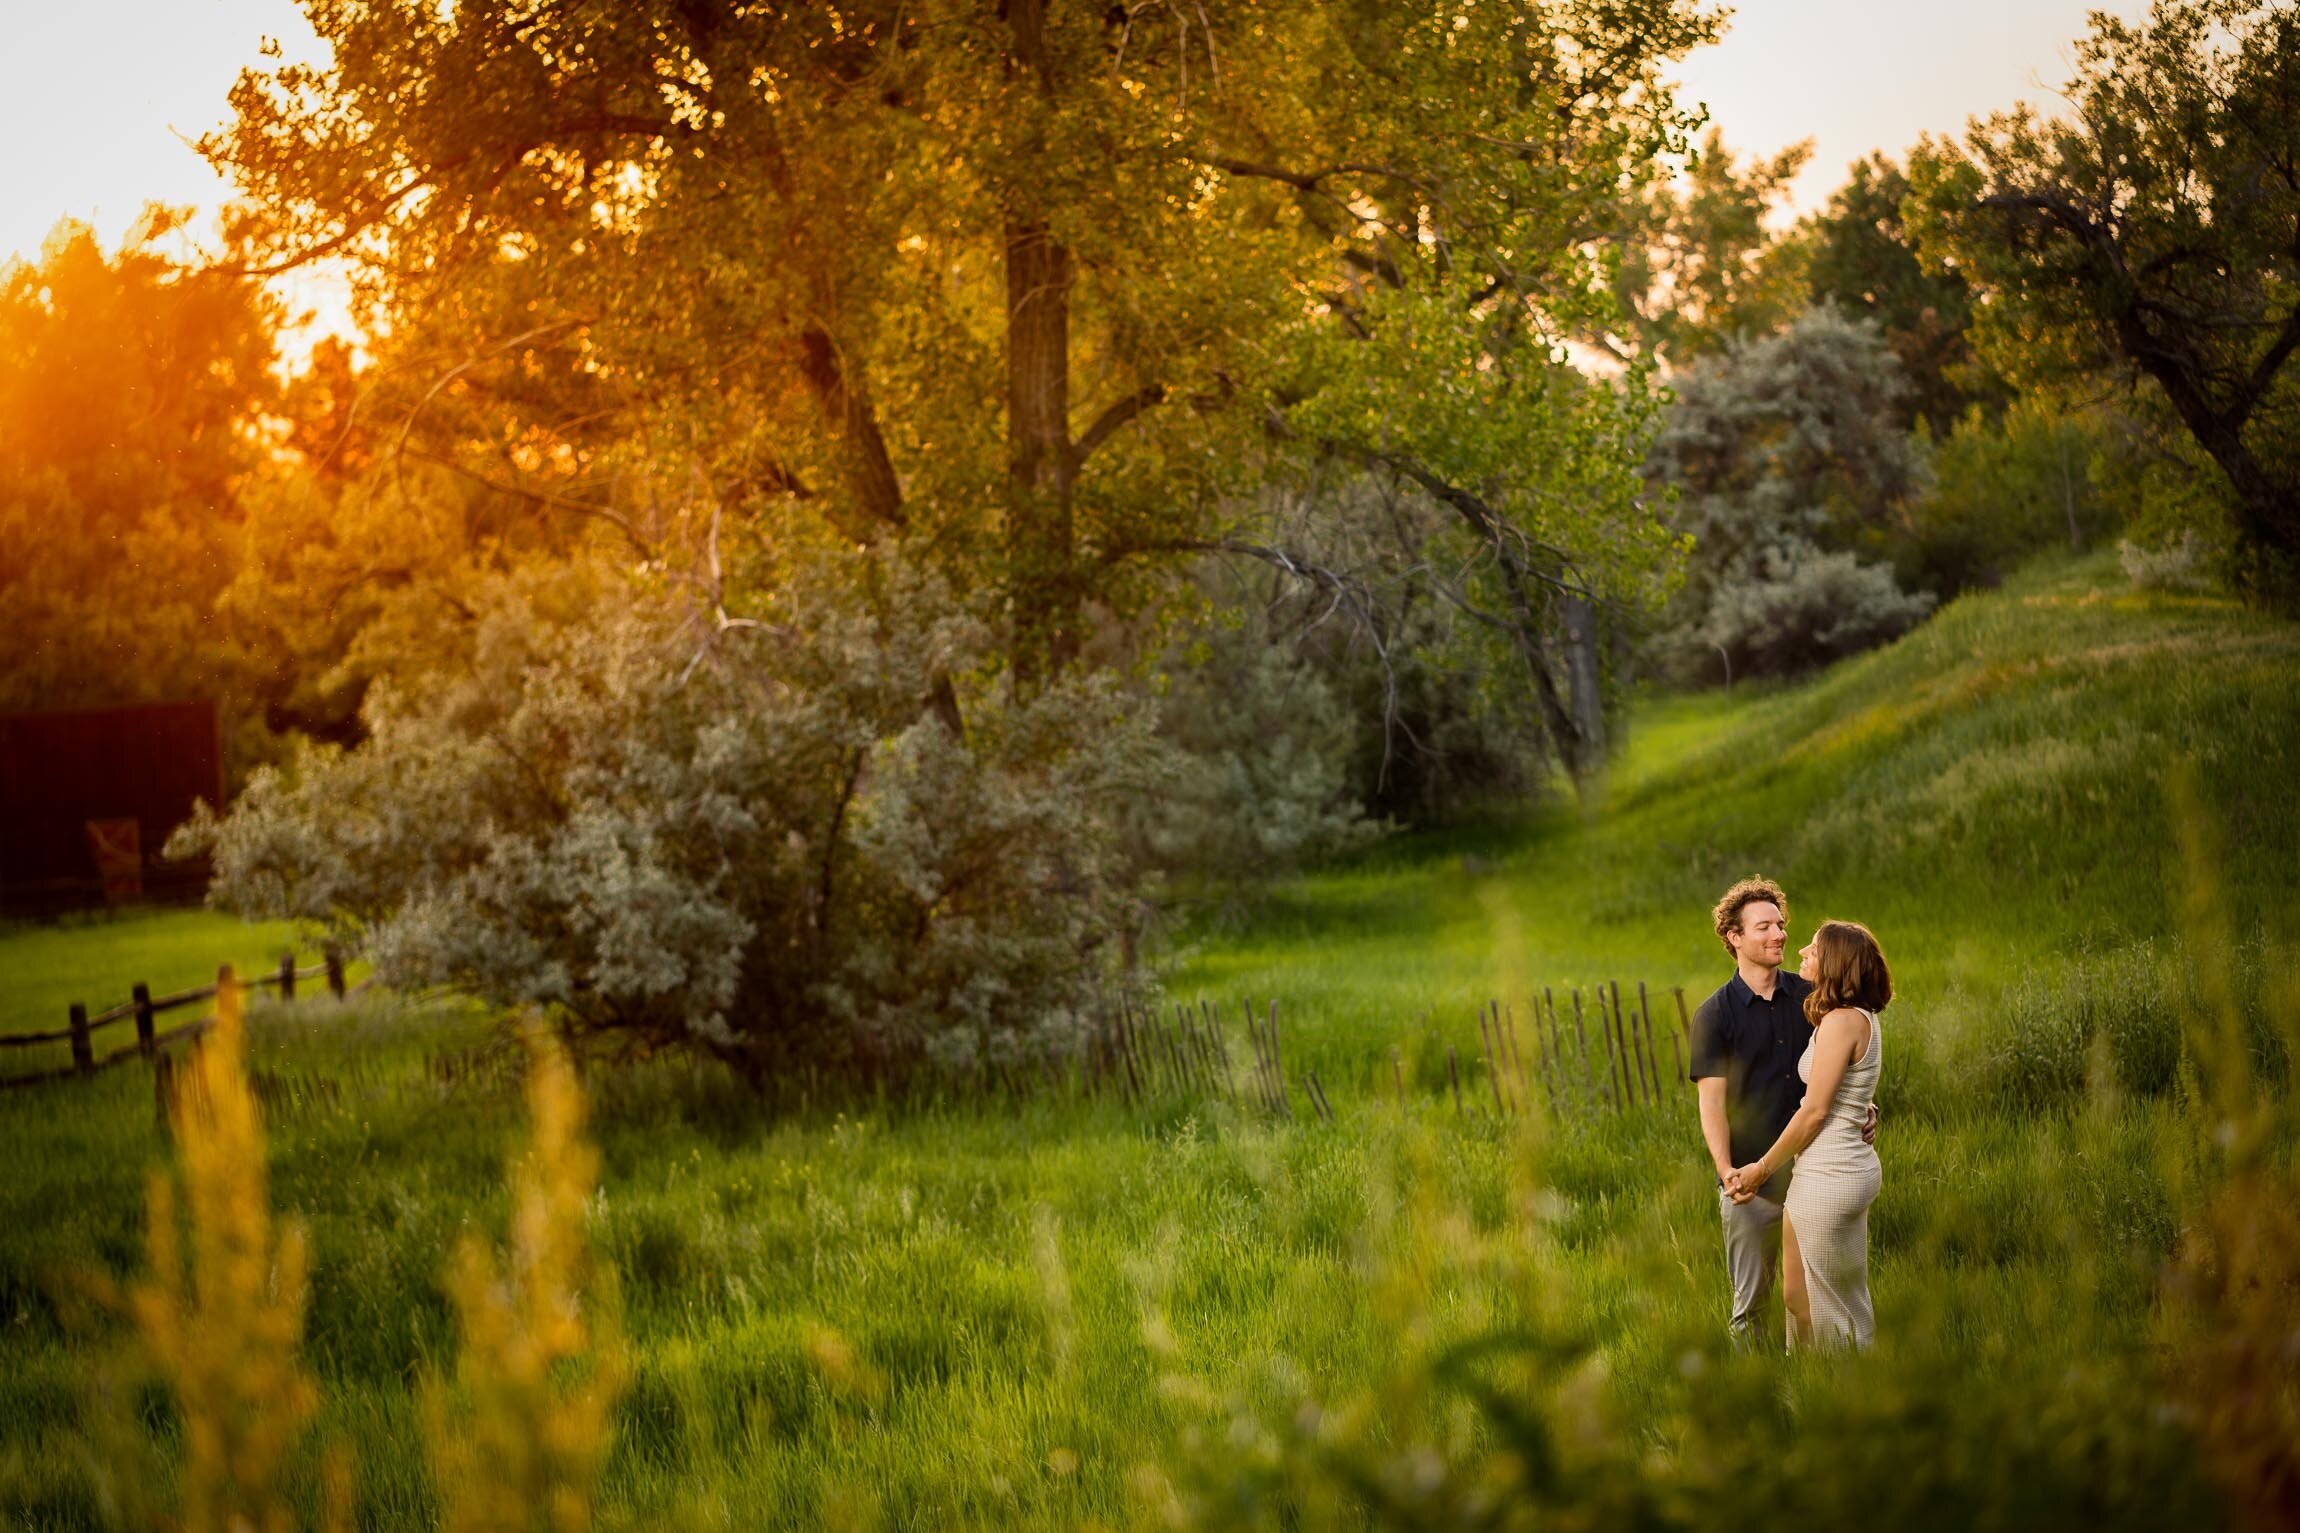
1, 950, 346, 1091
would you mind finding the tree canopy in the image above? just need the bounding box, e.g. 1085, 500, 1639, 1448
1908, 0, 2300, 601
205, 0, 1722, 773
0, 220, 279, 716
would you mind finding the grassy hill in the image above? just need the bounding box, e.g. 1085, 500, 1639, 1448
0, 549, 2292, 1529
1174, 550, 2299, 1109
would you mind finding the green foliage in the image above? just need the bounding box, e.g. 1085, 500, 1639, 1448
1792, 153, 2000, 434
1644, 306, 1935, 681
173, 552, 1168, 1079
1129, 589, 1374, 878
1894, 399, 2105, 595
1610, 127, 1813, 365
201, 0, 1718, 769
1905, 0, 2300, 605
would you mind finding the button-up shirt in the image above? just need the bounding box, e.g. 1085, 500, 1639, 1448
1687, 968, 1816, 1200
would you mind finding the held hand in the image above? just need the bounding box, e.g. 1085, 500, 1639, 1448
1733, 1161, 1771, 1196
1860, 1102, 1880, 1146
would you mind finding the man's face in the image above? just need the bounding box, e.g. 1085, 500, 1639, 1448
1731, 901, 1788, 969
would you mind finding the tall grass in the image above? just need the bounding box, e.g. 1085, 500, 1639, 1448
129, 966, 320, 1533
424, 1019, 625, 1533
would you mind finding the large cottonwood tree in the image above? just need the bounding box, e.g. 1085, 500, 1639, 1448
208, 0, 1717, 776
1907, 0, 2300, 600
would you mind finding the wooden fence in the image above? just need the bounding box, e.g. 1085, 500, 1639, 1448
0, 951, 346, 1091
1070, 982, 1695, 1123
1, 958, 1695, 1131
1445, 981, 1695, 1120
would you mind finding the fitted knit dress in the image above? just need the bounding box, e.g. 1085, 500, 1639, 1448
1784, 1009, 1883, 1350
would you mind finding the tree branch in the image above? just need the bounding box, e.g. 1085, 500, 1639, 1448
1072, 383, 1168, 464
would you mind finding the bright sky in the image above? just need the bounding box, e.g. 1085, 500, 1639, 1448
1674, 0, 2149, 214
0, 0, 2149, 349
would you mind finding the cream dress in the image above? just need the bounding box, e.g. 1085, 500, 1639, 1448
1784, 1008, 1883, 1349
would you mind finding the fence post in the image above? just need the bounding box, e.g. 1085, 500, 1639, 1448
325, 948, 346, 1000
1632, 982, 1660, 1103
1609, 982, 1641, 1108
279, 952, 296, 1002
69, 1004, 93, 1075
134, 982, 156, 1060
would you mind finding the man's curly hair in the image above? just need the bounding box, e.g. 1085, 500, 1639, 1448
1712, 877, 1788, 956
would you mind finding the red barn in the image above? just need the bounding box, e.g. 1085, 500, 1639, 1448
0, 701, 224, 915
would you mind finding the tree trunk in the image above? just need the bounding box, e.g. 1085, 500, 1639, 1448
2111, 311, 2300, 566
1561, 592, 1606, 787
1005, 215, 1078, 682
1001, 0, 1078, 684
797, 325, 905, 535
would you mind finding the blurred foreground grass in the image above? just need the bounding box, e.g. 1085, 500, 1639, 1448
0, 550, 2294, 1529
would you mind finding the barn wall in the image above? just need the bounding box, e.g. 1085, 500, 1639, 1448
0, 701, 224, 914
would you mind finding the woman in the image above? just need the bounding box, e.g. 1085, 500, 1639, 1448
1732, 920, 1889, 1349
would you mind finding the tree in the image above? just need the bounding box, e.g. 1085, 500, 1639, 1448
205, 0, 1717, 779
1796, 153, 1999, 434
1609, 126, 1812, 365
1907, 0, 2300, 602
0, 218, 279, 718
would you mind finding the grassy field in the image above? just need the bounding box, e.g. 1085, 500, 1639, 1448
1, 550, 2295, 1529
0, 909, 312, 1078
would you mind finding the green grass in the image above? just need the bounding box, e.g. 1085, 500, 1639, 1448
0, 908, 317, 1079
1, 549, 2294, 1529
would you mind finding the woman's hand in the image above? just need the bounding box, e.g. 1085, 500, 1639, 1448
1733, 1160, 1772, 1194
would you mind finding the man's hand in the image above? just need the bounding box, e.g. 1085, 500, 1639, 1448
1733, 1161, 1772, 1197
1860, 1102, 1880, 1146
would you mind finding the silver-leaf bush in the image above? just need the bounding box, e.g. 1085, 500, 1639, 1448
171, 554, 1170, 1081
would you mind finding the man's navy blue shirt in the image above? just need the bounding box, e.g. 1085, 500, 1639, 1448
1687, 968, 1815, 1194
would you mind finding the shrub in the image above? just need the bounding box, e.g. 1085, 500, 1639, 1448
1130, 594, 1375, 877
174, 552, 1169, 1083
1645, 306, 1936, 683
2119, 529, 2216, 593
1900, 401, 2106, 595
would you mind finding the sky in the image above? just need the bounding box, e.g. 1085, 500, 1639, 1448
0, 0, 2150, 346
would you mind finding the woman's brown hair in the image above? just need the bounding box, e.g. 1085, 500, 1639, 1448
1803, 920, 1893, 1027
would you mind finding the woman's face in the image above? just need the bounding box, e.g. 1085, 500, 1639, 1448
1797, 934, 1821, 982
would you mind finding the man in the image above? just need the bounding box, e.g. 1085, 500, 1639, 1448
1687, 877, 1876, 1345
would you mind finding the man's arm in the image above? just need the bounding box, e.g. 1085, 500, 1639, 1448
1697, 1076, 1737, 1188
1686, 991, 1740, 1194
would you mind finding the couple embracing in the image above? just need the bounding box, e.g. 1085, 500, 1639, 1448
1688, 877, 1891, 1351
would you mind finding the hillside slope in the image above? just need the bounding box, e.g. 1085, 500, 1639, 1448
1174, 550, 2300, 1097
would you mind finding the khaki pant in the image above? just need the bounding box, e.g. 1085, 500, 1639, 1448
1720, 1178, 1791, 1345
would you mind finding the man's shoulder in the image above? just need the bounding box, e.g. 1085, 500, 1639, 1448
1777, 971, 1816, 1001
1690, 978, 1736, 1027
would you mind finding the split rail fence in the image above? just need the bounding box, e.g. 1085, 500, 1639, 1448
0, 951, 346, 1091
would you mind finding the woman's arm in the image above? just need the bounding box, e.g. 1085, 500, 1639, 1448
1736, 1010, 1865, 1189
